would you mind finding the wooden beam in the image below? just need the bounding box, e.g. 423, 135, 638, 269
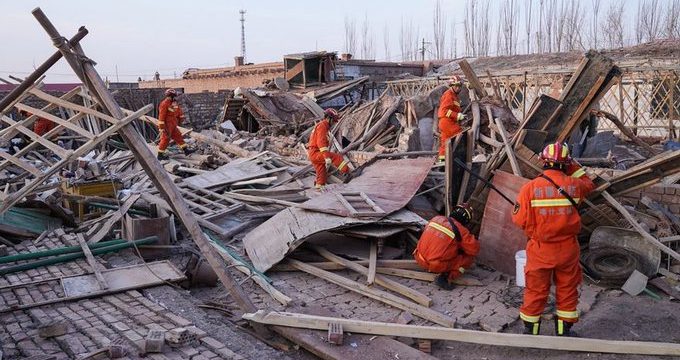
494, 116, 522, 177
31, 9, 261, 329
458, 60, 487, 99
76, 233, 108, 290
287, 259, 454, 327
310, 245, 432, 307
601, 191, 680, 263
367, 240, 378, 285
244, 311, 680, 356
271, 259, 423, 272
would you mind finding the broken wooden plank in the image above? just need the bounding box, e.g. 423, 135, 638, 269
311, 245, 432, 307
458, 60, 487, 99
75, 233, 107, 290
87, 194, 141, 244
244, 311, 680, 356
272, 259, 423, 272
367, 240, 378, 285
287, 259, 454, 327
494, 116, 522, 177
601, 191, 680, 263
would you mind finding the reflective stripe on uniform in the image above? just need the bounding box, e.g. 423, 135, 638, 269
428, 221, 455, 239
519, 312, 541, 323
338, 160, 348, 170
453, 101, 460, 107
556, 309, 579, 319
571, 168, 586, 178
530, 198, 580, 207
458, 267, 465, 273
319, 147, 329, 152
445, 109, 453, 118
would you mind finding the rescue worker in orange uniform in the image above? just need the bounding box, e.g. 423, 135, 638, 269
437, 76, 467, 163
512, 142, 595, 337
157, 89, 191, 160
307, 109, 350, 190
19, 110, 55, 137
414, 204, 480, 290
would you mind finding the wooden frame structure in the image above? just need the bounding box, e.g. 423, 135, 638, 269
386, 64, 680, 138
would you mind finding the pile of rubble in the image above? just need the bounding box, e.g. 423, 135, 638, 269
0, 8, 679, 360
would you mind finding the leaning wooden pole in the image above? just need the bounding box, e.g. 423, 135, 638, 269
0, 27, 88, 114
30, 8, 263, 331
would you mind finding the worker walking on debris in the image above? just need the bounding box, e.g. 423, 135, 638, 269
512, 142, 595, 337
307, 108, 350, 190
157, 88, 192, 160
436, 76, 466, 163
413, 204, 480, 290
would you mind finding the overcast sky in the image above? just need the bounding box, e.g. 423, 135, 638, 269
1, 0, 636, 83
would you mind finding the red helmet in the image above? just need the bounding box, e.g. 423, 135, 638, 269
448, 75, 462, 87
324, 108, 339, 121
450, 203, 473, 225
165, 88, 177, 97
540, 142, 571, 164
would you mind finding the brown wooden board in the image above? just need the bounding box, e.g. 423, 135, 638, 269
521, 94, 563, 133
299, 157, 434, 218
477, 171, 529, 275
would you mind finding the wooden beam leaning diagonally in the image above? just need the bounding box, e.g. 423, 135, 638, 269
243, 311, 680, 357
287, 259, 453, 327
30, 8, 262, 327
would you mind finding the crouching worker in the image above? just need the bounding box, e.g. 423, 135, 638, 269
307, 109, 350, 190
413, 204, 480, 290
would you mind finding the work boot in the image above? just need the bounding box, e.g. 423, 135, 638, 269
183, 147, 195, 155
434, 273, 455, 290
554, 319, 578, 337
522, 320, 541, 335
157, 152, 168, 161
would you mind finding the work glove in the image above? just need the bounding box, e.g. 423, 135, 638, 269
325, 158, 332, 170
457, 113, 466, 122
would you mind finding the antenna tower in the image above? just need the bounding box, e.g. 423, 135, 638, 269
239, 9, 246, 62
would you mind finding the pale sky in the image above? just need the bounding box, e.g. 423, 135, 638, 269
1, 0, 639, 83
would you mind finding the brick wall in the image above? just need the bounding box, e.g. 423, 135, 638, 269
138, 70, 284, 94
618, 184, 680, 215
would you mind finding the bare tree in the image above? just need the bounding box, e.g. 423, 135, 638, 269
590, 0, 601, 49
433, 0, 447, 60
663, 0, 680, 39
449, 18, 458, 58
360, 14, 375, 59
497, 0, 519, 55
553, 0, 567, 52
563, 0, 585, 51
537, 0, 544, 53
637, 0, 662, 43
344, 16, 357, 55
383, 23, 391, 60
464, 0, 491, 56
400, 18, 419, 61
602, 1, 625, 49
524, 0, 533, 53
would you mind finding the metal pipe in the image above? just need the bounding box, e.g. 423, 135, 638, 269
0, 238, 125, 264
0, 236, 158, 275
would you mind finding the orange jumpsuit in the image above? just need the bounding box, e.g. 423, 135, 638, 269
307, 119, 349, 187
413, 216, 480, 282
158, 98, 186, 153
437, 88, 464, 160
512, 164, 594, 324
34, 117, 56, 136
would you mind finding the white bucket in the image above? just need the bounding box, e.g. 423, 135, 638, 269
515, 250, 527, 287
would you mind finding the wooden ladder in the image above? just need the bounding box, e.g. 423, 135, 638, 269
335, 192, 385, 218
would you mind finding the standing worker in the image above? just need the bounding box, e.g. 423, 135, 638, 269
512, 142, 595, 337
437, 76, 466, 163
307, 109, 349, 190
19, 110, 55, 137
413, 204, 480, 290
157, 89, 192, 160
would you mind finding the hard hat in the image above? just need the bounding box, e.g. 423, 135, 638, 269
450, 203, 473, 225
324, 108, 339, 121
540, 142, 571, 165
165, 88, 177, 97
448, 75, 462, 87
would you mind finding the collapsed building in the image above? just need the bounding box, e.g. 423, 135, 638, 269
0, 8, 679, 360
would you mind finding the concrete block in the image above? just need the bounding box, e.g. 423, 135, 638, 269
37, 320, 68, 338
145, 329, 165, 353
327, 323, 343, 345
165, 327, 196, 347
417, 339, 432, 353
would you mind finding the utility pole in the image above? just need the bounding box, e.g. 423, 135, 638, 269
239, 9, 247, 62
419, 38, 431, 61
